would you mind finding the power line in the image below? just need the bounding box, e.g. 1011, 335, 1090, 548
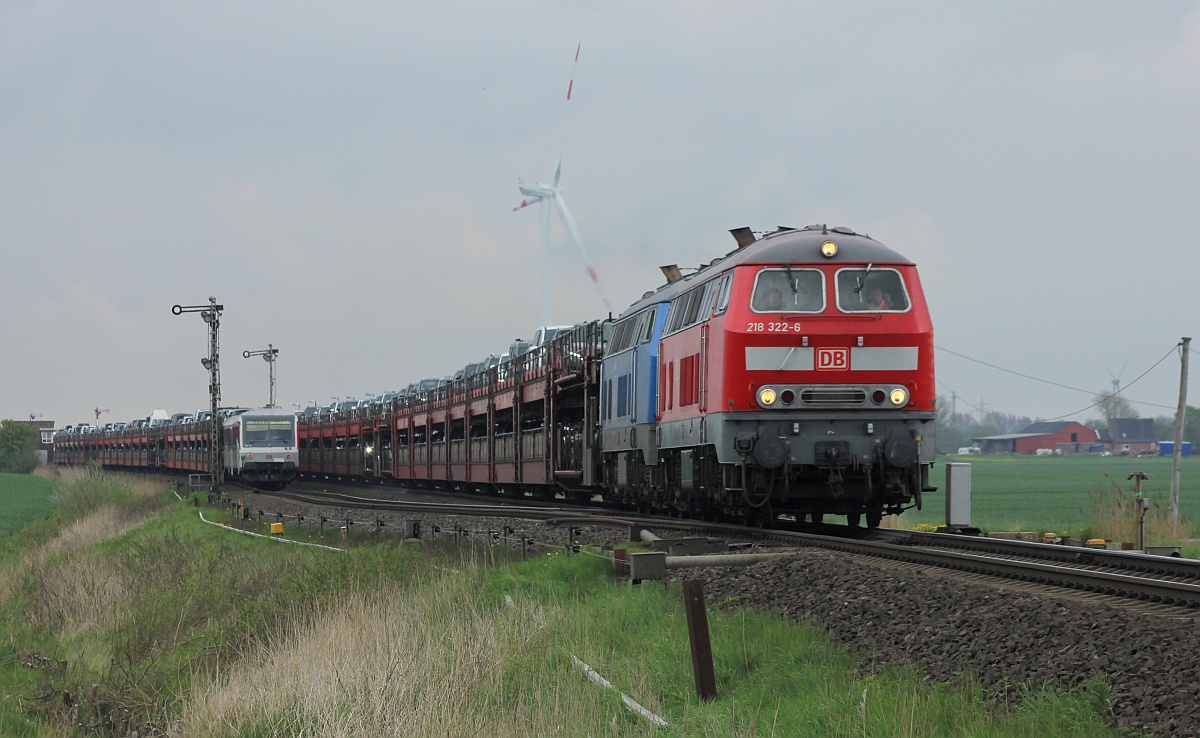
934, 344, 1178, 411
1036, 344, 1180, 421
936, 379, 985, 415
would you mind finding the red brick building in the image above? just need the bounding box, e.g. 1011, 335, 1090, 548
973, 421, 1098, 455
1105, 418, 1158, 456
12, 419, 56, 463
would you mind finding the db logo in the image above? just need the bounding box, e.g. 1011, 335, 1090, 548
816, 347, 849, 371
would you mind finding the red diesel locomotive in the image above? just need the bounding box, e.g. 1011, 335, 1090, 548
291, 224, 935, 526
643, 225, 936, 526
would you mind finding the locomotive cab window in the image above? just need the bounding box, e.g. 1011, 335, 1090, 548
750, 268, 824, 313
835, 267, 910, 312
243, 419, 295, 447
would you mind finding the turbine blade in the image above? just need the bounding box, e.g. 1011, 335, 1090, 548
566, 43, 580, 101
513, 195, 543, 213
554, 192, 613, 312
554, 42, 580, 190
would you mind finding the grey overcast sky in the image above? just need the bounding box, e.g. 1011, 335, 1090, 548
2, 1, 1197, 428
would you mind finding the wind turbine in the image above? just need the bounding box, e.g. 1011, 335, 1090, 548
1107, 361, 1128, 396
513, 42, 613, 326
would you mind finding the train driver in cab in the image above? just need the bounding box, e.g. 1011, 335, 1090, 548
754, 270, 822, 312
864, 285, 892, 310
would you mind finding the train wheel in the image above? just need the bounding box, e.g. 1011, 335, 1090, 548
846, 513, 861, 527
866, 511, 883, 528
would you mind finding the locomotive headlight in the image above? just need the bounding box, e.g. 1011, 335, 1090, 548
758, 388, 778, 406
889, 388, 909, 406
820, 240, 838, 258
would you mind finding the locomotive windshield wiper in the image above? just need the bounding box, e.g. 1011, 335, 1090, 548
784, 263, 798, 295
854, 262, 874, 294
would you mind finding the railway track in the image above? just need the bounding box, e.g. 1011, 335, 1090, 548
224, 480, 1200, 608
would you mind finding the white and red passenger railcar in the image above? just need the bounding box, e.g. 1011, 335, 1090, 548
222, 408, 299, 488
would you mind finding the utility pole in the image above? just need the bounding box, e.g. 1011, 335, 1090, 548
1170, 337, 1191, 530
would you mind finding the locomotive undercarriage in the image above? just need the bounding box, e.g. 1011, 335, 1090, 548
602, 414, 934, 527
224, 458, 299, 491
604, 448, 922, 525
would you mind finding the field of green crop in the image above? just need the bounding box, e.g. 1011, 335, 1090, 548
0, 472, 56, 536
898, 454, 1200, 539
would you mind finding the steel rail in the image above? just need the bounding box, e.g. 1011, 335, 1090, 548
902, 530, 1200, 581
230, 480, 1200, 607
759, 531, 1200, 608
239, 486, 622, 522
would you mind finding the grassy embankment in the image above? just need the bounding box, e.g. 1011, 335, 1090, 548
0, 467, 1120, 736
898, 454, 1200, 544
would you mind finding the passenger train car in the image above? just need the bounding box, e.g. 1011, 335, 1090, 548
287, 224, 936, 526
222, 408, 299, 489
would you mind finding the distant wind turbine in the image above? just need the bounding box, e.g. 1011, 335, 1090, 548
1107, 361, 1128, 396
513, 42, 613, 325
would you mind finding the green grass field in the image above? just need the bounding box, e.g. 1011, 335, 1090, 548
0, 472, 56, 536
0, 470, 1119, 736
899, 454, 1200, 539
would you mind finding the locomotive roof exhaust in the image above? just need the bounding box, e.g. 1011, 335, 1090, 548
729, 227, 756, 248
660, 264, 684, 284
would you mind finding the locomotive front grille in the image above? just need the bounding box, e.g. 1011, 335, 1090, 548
800, 388, 867, 406
757, 384, 912, 410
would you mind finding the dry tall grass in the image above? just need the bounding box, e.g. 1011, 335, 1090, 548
32, 465, 63, 482
24, 505, 150, 567
22, 548, 127, 636
173, 559, 643, 738
1085, 471, 1190, 545
13, 470, 166, 636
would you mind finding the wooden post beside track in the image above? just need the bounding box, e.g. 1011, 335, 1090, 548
612, 548, 629, 577
682, 580, 717, 702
